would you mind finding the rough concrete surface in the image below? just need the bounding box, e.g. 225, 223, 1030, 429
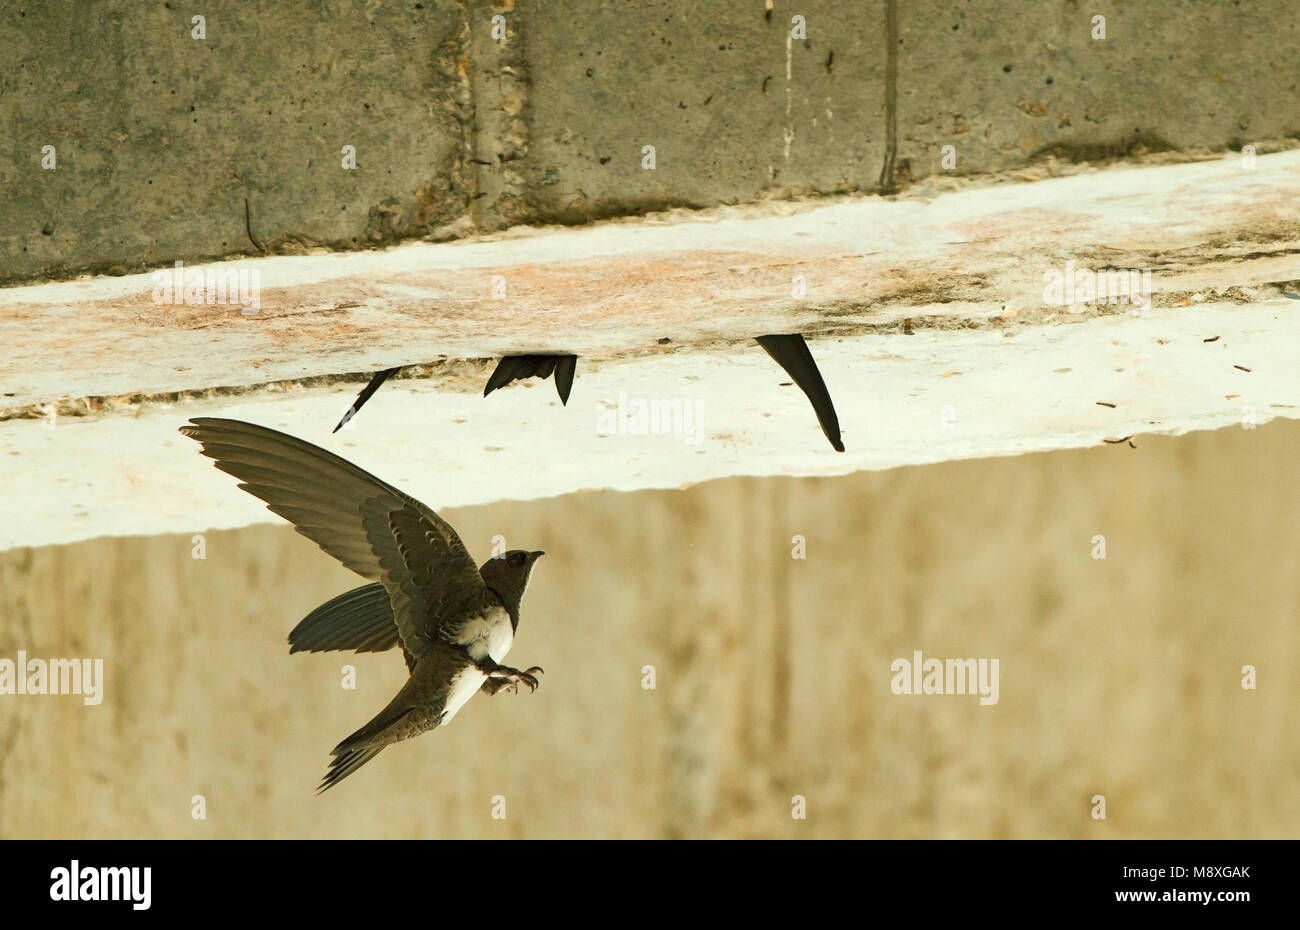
1, 1, 467, 282
520, 0, 886, 221
4, 1, 1298, 284
897, 1, 1300, 179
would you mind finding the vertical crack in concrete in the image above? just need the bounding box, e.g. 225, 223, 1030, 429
436, 3, 481, 234
878, 0, 899, 194
784, 32, 795, 163
468, 0, 532, 230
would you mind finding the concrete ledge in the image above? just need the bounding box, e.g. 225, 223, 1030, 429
2, 150, 1297, 409
1, 295, 1295, 553
1, 153, 1297, 550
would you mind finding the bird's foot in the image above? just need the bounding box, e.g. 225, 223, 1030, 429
484, 665, 544, 694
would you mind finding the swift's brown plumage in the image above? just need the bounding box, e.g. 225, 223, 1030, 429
180, 418, 546, 791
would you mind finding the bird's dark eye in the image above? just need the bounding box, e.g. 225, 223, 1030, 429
510, 553, 524, 567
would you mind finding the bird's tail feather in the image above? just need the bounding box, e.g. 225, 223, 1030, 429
332, 704, 415, 757
318, 746, 385, 793
319, 699, 417, 793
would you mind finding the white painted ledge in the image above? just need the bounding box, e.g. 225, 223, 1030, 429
1, 151, 1297, 550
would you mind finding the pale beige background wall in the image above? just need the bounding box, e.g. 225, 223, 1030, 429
0, 420, 1296, 839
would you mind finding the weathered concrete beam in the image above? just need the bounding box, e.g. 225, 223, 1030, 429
3, 150, 1298, 412
1, 152, 1297, 551
1, 295, 1295, 553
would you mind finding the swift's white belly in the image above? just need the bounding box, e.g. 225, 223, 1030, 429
454, 605, 514, 663
440, 666, 488, 725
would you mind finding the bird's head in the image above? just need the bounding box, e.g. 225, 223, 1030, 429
479, 550, 545, 623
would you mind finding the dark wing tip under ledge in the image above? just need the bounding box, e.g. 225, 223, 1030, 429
484, 354, 579, 406
754, 334, 844, 452
333, 366, 401, 432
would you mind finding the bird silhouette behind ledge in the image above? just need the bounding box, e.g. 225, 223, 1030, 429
332, 354, 579, 432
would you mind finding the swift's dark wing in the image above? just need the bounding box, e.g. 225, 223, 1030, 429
483, 354, 578, 405
180, 418, 493, 669
552, 355, 577, 405
333, 366, 401, 432
755, 334, 844, 452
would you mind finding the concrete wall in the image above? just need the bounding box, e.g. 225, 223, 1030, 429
1, 419, 1295, 839
5, 1, 1297, 284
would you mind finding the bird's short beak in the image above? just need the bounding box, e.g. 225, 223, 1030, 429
530, 550, 546, 560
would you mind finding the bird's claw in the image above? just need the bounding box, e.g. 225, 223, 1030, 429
516, 670, 540, 693
487, 665, 544, 694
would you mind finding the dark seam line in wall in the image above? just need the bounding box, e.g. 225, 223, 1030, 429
879, 0, 899, 194
462, 2, 483, 230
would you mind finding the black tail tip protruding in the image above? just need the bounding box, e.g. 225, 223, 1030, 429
754, 334, 844, 453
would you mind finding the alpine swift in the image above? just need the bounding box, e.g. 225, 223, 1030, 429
179, 417, 546, 792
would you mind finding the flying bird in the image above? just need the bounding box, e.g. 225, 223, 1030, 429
179, 417, 546, 792
333, 354, 578, 432
754, 334, 844, 452
484, 354, 578, 405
